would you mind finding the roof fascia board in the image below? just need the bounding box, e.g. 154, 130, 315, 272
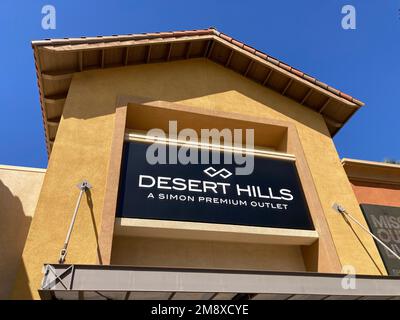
35, 34, 360, 109
342, 158, 400, 185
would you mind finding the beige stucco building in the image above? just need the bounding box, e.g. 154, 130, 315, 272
0, 165, 45, 299
1, 28, 399, 300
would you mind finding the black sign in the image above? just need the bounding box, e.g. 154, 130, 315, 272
360, 204, 400, 276
117, 141, 314, 230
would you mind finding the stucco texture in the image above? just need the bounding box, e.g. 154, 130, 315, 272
13, 58, 385, 299
351, 181, 400, 207
0, 166, 44, 299
111, 236, 306, 271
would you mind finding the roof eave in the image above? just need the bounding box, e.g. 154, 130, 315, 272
32, 28, 364, 156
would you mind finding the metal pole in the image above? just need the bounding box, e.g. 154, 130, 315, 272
59, 180, 92, 264
333, 203, 400, 262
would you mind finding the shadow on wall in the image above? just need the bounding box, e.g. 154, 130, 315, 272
85, 189, 103, 265
0, 179, 32, 299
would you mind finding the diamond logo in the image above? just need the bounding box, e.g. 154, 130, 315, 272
203, 167, 233, 179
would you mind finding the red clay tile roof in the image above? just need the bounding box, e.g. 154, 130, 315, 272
32, 27, 363, 106
32, 27, 364, 156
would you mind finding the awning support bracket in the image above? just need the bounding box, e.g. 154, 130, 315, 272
58, 180, 92, 264
333, 203, 400, 262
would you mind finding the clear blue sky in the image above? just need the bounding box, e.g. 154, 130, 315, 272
1, 0, 399, 168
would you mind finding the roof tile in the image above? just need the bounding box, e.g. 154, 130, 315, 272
278, 63, 291, 71
32, 27, 364, 156
243, 45, 256, 54
315, 80, 329, 89
327, 86, 340, 95
219, 33, 232, 42
303, 74, 316, 83
291, 68, 304, 77
254, 51, 268, 60
266, 56, 279, 65
339, 92, 353, 101
231, 39, 244, 48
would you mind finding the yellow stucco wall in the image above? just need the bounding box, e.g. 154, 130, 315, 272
13, 58, 385, 299
0, 165, 45, 299
111, 236, 306, 271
